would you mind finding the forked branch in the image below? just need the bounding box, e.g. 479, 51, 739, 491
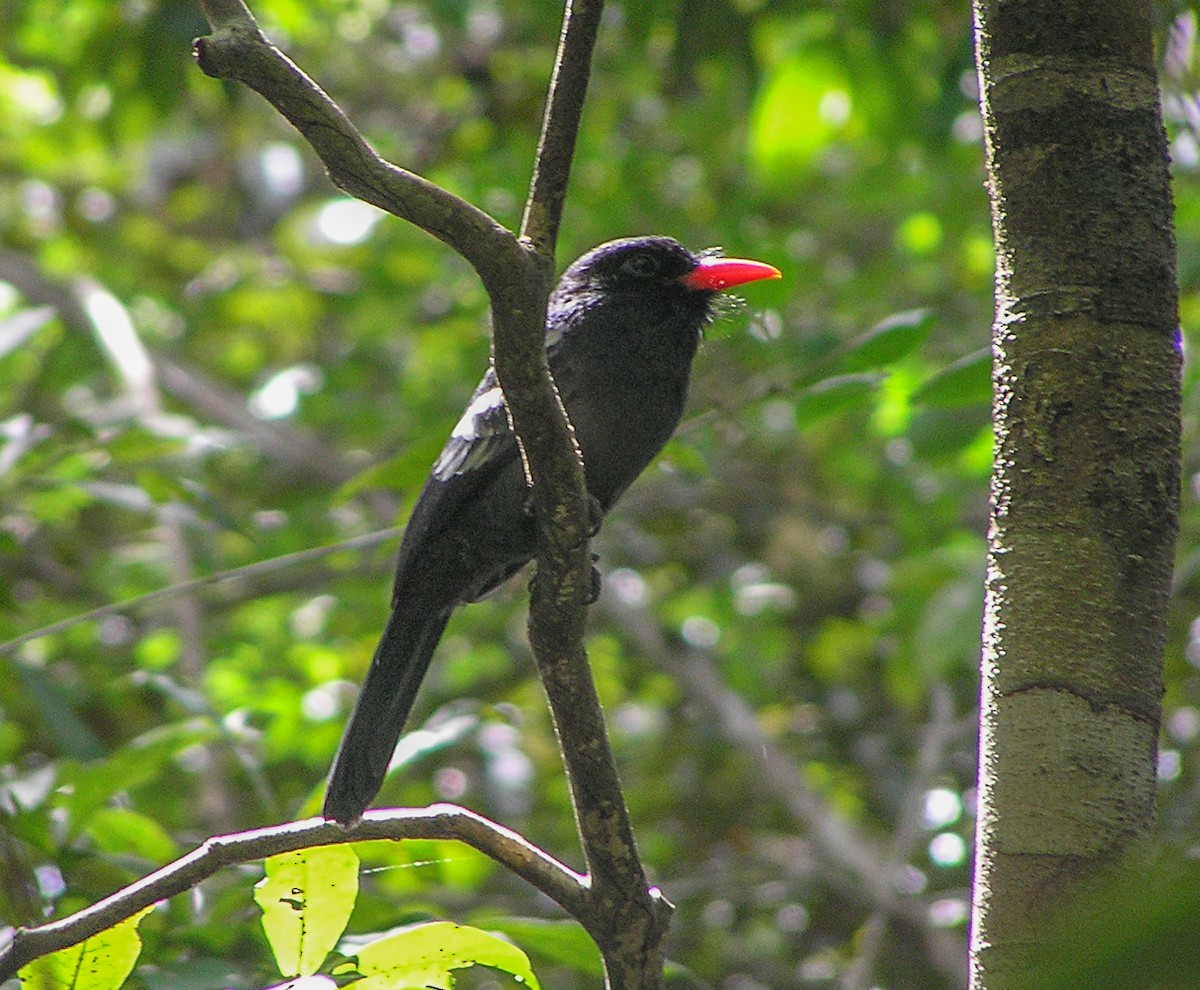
0, 807, 587, 979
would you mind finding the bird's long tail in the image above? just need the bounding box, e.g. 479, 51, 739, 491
323, 601, 451, 824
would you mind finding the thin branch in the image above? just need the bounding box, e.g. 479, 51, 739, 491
0, 805, 589, 981
605, 595, 969, 988
0, 527, 403, 656
497, 2, 673, 982
192, 0, 528, 300
191, 4, 669, 984
519, 0, 606, 255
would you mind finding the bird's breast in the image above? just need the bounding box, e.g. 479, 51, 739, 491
558, 350, 693, 510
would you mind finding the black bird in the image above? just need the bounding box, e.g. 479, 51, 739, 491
323, 236, 780, 823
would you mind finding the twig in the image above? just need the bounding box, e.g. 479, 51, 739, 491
193, 3, 668, 986
0, 805, 588, 981
520, 0, 606, 256
604, 595, 970, 987
496, 2, 673, 983
191, 0, 528, 302
0, 528, 403, 656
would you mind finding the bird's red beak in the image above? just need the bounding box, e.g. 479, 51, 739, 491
680, 256, 782, 292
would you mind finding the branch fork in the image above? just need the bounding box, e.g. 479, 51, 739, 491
2, 2, 669, 987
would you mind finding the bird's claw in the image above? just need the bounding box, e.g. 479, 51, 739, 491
521, 492, 602, 543
584, 553, 602, 605
586, 494, 604, 537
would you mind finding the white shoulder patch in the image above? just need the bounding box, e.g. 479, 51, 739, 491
432, 385, 511, 479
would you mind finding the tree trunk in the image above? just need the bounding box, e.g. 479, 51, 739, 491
969, 2, 1180, 988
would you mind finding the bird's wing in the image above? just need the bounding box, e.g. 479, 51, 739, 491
389, 369, 527, 603
431, 370, 517, 481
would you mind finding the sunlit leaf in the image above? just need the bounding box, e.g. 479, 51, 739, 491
19, 907, 153, 990
750, 55, 853, 179
896, 212, 943, 255
342, 921, 539, 990
254, 845, 360, 978
480, 918, 602, 977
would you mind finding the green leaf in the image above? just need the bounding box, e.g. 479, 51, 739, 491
335, 431, 448, 505
913, 577, 986, 680
101, 426, 186, 464
85, 807, 179, 863
657, 438, 708, 476
907, 407, 990, 463
13, 661, 105, 761
825, 309, 934, 374
254, 845, 361, 978
911, 348, 992, 407
807, 617, 877, 682
19, 907, 153, 990
1035, 853, 1200, 990
56, 720, 219, 833
480, 918, 602, 977
344, 921, 540, 990
795, 373, 883, 426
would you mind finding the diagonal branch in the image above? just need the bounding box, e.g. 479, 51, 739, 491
520, 0, 606, 255
192, 0, 528, 299
191, 4, 668, 985
0, 806, 588, 981
604, 595, 970, 987
0, 527, 403, 657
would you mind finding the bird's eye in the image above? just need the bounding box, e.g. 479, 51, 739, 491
620, 253, 660, 278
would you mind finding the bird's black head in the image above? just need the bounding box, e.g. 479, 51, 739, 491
557, 236, 702, 295
550, 236, 780, 340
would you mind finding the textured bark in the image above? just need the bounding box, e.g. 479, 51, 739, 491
970, 2, 1180, 987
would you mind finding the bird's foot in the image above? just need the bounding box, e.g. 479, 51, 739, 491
584, 553, 602, 605
585, 494, 604, 537
521, 492, 602, 542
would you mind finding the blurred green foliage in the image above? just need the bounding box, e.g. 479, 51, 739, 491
2, 1, 1200, 988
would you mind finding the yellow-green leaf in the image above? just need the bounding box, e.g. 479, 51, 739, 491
750, 55, 854, 180
346, 921, 540, 990
19, 907, 153, 990
254, 845, 360, 978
